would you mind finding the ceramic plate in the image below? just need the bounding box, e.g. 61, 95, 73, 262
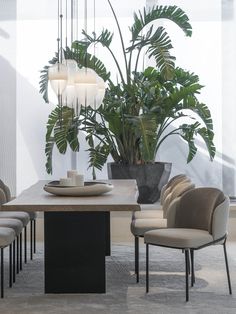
43, 181, 114, 196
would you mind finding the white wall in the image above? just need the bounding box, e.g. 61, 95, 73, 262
0, 0, 17, 195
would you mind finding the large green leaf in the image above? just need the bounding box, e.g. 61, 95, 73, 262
45, 138, 54, 174
46, 106, 60, 141
130, 5, 192, 42
87, 144, 110, 171
81, 29, 114, 49
127, 115, 158, 162
180, 122, 215, 162
39, 56, 58, 104
147, 27, 176, 79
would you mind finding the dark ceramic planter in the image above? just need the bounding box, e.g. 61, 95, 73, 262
107, 162, 172, 204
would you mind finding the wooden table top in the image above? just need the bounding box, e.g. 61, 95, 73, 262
2, 180, 140, 212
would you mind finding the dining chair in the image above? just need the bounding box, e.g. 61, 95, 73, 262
131, 180, 195, 282
0, 188, 28, 272
0, 227, 16, 298
132, 174, 189, 220
0, 180, 35, 262
144, 187, 232, 301
0, 217, 23, 283
1, 182, 37, 260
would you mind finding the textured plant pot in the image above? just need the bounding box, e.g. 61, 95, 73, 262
107, 162, 172, 204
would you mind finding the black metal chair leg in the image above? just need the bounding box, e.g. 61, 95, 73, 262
190, 249, 195, 287
135, 236, 139, 283
9, 244, 12, 288
1, 248, 4, 298
146, 244, 149, 293
24, 226, 27, 264
20, 233, 22, 271
187, 250, 191, 275
16, 236, 19, 274
223, 241, 232, 295
13, 240, 15, 283
33, 219, 36, 254
185, 249, 189, 302
30, 220, 33, 260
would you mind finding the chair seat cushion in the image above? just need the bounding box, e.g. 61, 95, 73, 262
0, 211, 30, 227
132, 209, 163, 220
0, 227, 15, 247
144, 228, 214, 249
131, 218, 167, 236
0, 218, 23, 236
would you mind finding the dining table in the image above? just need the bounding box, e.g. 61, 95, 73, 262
2, 179, 140, 294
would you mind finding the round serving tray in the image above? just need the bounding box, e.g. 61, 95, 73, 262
44, 181, 114, 196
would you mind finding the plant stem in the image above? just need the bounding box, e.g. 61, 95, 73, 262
155, 128, 182, 155
107, 0, 130, 84
134, 47, 142, 73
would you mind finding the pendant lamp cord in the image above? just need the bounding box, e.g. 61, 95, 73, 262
57, 0, 60, 65
84, 0, 88, 109
65, 0, 68, 47
60, 0, 63, 63
93, 0, 96, 110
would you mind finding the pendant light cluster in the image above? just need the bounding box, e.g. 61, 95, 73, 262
48, 0, 106, 112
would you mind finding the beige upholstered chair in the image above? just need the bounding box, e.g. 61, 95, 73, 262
131, 180, 195, 282
132, 174, 189, 220
144, 187, 232, 302
0, 227, 15, 298
0, 179, 36, 262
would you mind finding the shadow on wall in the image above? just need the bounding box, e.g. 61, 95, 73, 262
0, 53, 66, 194
0, 27, 9, 39
0, 54, 16, 194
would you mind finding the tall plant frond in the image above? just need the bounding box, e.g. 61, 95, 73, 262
87, 144, 110, 171
180, 122, 215, 162
130, 5, 192, 42
46, 106, 61, 141
39, 66, 50, 104
67, 123, 80, 152
174, 67, 200, 87
180, 122, 200, 162
45, 138, 55, 174
147, 27, 176, 79
39, 56, 58, 104
81, 29, 114, 48
128, 115, 157, 161
168, 84, 203, 107
197, 127, 215, 160
65, 46, 110, 82
54, 106, 75, 154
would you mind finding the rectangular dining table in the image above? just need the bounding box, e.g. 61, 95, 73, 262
2, 179, 140, 294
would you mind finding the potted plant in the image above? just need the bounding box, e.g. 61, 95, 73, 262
40, 2, 215, 203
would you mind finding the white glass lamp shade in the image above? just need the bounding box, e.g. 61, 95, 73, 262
48, 63, 68, 96
96, 76, 106, 108
62, 59, 77, 85
62, 84, 76, 108
74, 68, 98, 107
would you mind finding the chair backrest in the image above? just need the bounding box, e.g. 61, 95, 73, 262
0, 188, 7, 206
165, 174, 187, 190
162, 181, 195, 218
161, 176, 189, 205
0, 179, 11, 202
173, 187, 227, 237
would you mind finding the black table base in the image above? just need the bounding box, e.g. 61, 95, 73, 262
44, 211, 108, 293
